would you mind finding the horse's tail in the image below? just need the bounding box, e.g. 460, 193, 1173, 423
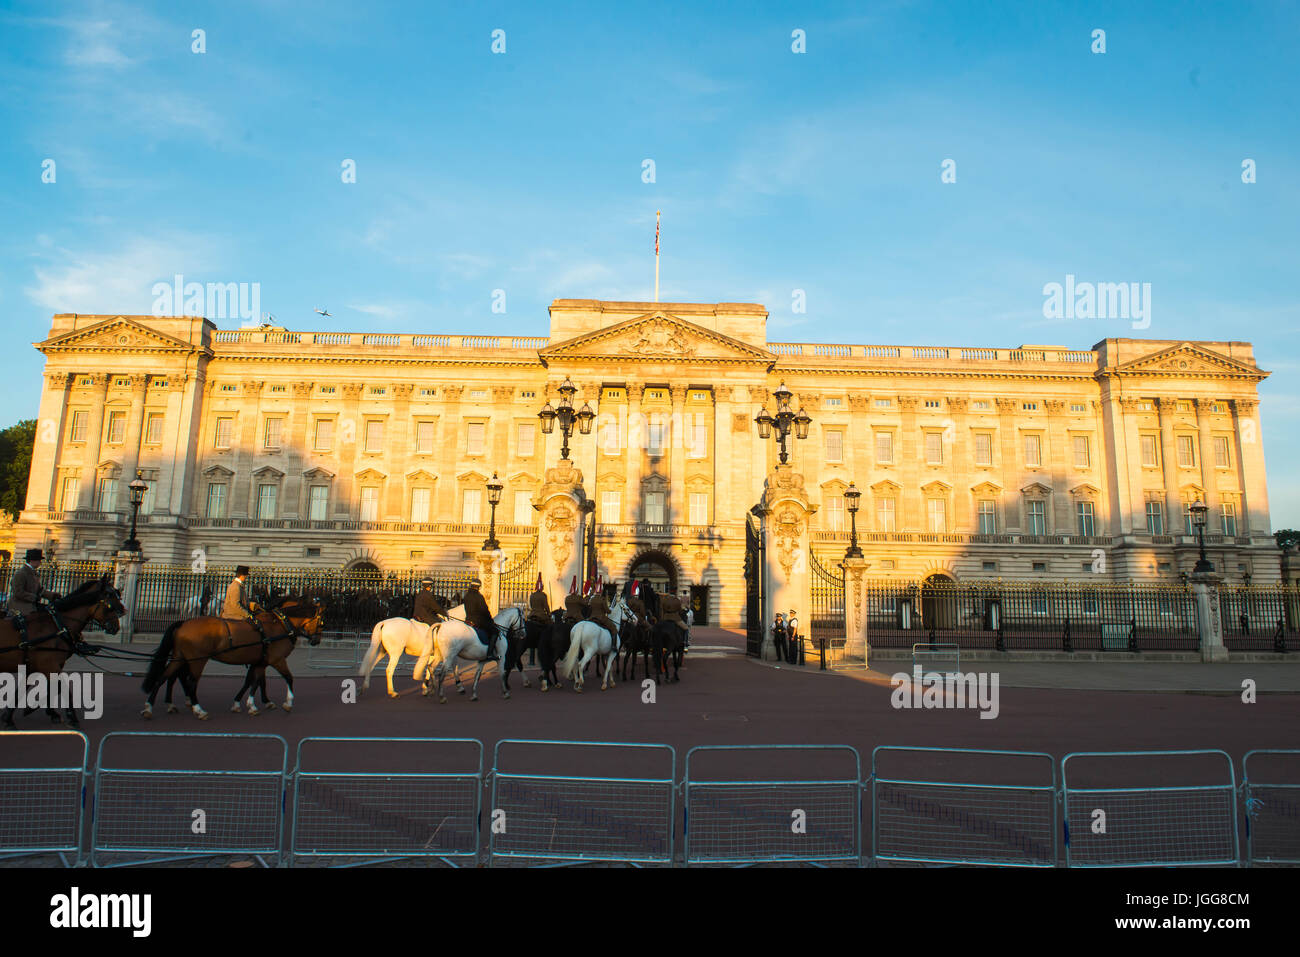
359, 621, 385, 677
559, 622, 583, 679
141, 622, 179, 693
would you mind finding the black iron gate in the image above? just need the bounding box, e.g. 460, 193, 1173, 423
744, 512, 764, 657
809, 549, 846, 666
498, 534, 538, 608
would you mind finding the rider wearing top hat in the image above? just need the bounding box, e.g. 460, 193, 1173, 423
8, 548, 61, 618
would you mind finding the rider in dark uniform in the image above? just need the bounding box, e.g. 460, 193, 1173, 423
527, 585, 551, 624
587, 590, 618, 643
463, 578, 497, 651
412, 578, 445, 625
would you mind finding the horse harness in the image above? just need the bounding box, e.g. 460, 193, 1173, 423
2, 601, 102, 664
224, 603, 323, 664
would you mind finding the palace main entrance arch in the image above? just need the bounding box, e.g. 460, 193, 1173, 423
626, 550, 679, 594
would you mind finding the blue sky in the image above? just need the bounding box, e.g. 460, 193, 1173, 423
2, 1, 1298, 521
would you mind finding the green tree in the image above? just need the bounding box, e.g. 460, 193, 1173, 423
0, 419, 37, 519
1275, 529, 1300, 551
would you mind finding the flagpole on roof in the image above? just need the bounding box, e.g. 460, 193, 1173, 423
654, 210, 660, 303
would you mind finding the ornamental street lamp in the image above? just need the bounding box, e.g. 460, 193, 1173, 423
122, 470, 148, 552
1189, 499, 1214, 573
483, 472, 504, 550
844, 481, 863, 559
538, 376, 594, 461
754, 381, 811, 465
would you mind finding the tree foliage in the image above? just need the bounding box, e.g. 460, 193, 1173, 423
1275, 529, 1300, 551
0, 419, 37, 520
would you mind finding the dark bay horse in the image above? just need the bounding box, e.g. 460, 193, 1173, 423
140, 597, 324, 720
0, 575, 124, 729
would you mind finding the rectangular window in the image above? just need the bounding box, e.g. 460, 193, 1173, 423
359, 486, 379, 522
825, 429, 843, 463
1073, 435, 1090, 468
1140, 434, 1159, 467
365, 420, 384, 453
145, 413, 164, 445
206, 483, 227, 518
601, 490, 621, 525
688, 421, 707, 458
139, 480, 155, 516
69, 411, 87, 443
215, 417, 234, 449
875, 432, 894, 464
1022, 402, 1038, 412
106, 411, 126, 444
514, 491, 534, 526
874, 398, 891, 409
415, 421, 435, 454
409, 487, 430, 523
977, 500, 996, 534
1070, 403, 1086, 413
689, 492, 708, 526
309, 486, 329, 521
877, 497, 896, 532
1182, 501, 1195, 536
927, 499, 946, 533
1146, 501, 1164, 535
1027, 500, 1046, 535
466, 422, 485, 455
96, 477, 118, 512
648, 421, 664, 456
314, 419, 334, 451
517, 423, 536, 457
826, 496, 845, 532
925, 432, 943, 465
257, 483, 278, 519
263, 417, 283, 448
644, 492, 665, 525
462, 488, 481, 524
60, 476, 80, 511
972, 400, 991, 411
1213, 436, 1230, 468
974, 433, 993, 466
1177, 435, 1196, 468
602, 417, 622, 455
1221, 503, 1237, 536
924, 399, 941, 409
469, 389, 487, 401
1024, 434, 1042, 467
1077, 501, 1095, 536
983, 561, 997, 572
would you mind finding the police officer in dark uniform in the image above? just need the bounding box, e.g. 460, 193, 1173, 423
772, 612, 788, 662
463, 578, 497, 653
413, 577, 445, 626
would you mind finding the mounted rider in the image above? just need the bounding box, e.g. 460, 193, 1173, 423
463, 578, 498, 653
221, 565, 265, 638
7, 548, 61, 619
587, 589, 619, 645
526, 582, 551, 625
413, 577, 446, 625
659, 588, 688, 641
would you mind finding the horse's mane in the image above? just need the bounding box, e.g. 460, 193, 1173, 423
51, 577, 103, 610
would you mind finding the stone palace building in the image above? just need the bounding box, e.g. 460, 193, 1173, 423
18, 299, 1277, 628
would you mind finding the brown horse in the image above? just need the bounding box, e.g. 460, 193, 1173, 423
140, 596, 325, 720
0, 575, 125, 730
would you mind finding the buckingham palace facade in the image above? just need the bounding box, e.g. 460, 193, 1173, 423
18, 299, 1277, 627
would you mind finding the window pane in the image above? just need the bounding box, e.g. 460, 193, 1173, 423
258, 484, 277, 519
139, 481, 155, 515
688, 421, 707, 459
1221, 503, 1236, 536
825, 430, 843, 463
877, 498, 895, 532
61, 477, 80, 511
365, 420, 384, 452
314, 419, 334, 451
1177, 435, 1195, 468
462, 488, 481, 524
360, 486, 379, 522
648, 422, 664, 455
974, 433, 992, 466
601, 490, 621, 524
978, 500, 995, 534
206, 483, 226, 518
409, 487, 429, 523
1028, 500, 1045, 535
1214, 436, 1230, 468
264, 417, 282, 447
925, 433, 943, 464
310, 486, 329, 521
107, 412, 125, 443
517, 423, 535, 457
1073, 435, 1089, 468
467, 422, 485, 455
215, 418, 233, 448
1025, 434, 1041, 467
876, 433, 893, 463
689, 492, 708, 525
1146, 502, 1163, 534
146, 414, 164, 444
70, 411, 87, 443
97, 478, 118, 512
1141, 435, 1157, 467
928, 499, 946, 532
827, 497, 844, 531
514, 491, 534, 526
1077, 501, 1094, 536
644, 492, 665, 525
416, 421, 435, 454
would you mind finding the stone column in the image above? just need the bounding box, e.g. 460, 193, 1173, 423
477, 550, 502, 614
386, 383, 415, 518
232, 379, 264, 516
113, 549, 145, 643
336, 383, 363, 518
1233, 398, 1269, 537
120, 374, 150, 485
843, 555, 870, 664
1043, 399, 1069, 532
669, 384, 687, 524
897, 396, 920, 529
758, 464, 815, 661
1157, 396, 1181, 532
533, 460, 588, 606
625, 382, 644, 525
1191, 571, 1227, 662
946, 396, 970, 529
1115, 396, 1147, 535
1193, 398, 1217, 518
284, 381, 314, 518
28, 372, 73, 513
995, 398, 1020, 530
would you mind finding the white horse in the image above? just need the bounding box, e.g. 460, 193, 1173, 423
359, 617, 436, 698
559, 597, 631, 692
426, 606, 525, 703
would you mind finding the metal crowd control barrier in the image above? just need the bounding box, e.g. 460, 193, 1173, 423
308, 631, 369, 671
291, 737, 483, 867
684, 745, 861, 865
489, 739, 676, 866
0, 730, 90, 866
1062, 750, 1239, 867
91, 732, 289, 867
1242, 750, 1300, 865
912, 643, 960, 677
872, 747, 1058, 866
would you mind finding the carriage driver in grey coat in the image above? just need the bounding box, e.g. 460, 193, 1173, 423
222, 565, 264, 636
8, 548, 61, 618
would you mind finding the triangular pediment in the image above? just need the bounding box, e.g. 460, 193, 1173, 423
539, 312, 774, 365
1110, 343, 1267, 380
508, 470, 539, 486
203, 464, 234, 478
405, 468, 438, 483
870, 479, 901, 494
355, 468, 387, 482
252, 465, 284, 479
456, 470, 489, 484
38, 317, 198, 354
303, 467, 336, 481
1021, 482, 1054, 496
1070, 483, 1100, 497
970, 481, 1003, 496
921, 480, 953, 494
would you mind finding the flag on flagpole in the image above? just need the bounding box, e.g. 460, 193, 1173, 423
655, 210, 660, 255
